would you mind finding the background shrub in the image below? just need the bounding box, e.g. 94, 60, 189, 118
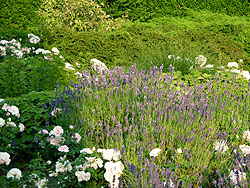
41, 11, 250, 73
98, 0, 250, 21
38, 0, 124, 32
0, 0, 43, 30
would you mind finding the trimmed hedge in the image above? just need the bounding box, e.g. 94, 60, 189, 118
41, 14, 250, 72
98, 0, 250, 21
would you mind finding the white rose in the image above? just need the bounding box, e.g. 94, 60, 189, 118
52, 47, 59, 55
0, 118, 5, 127
149, 148, 161, 157
0, 152, 11, 165
7, 168, 22, 180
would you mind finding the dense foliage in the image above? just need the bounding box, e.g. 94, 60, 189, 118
0, 56, 67, 98
41, 10, 250, 71
98, 0, 250, 21
0, 0, 42, 30
0, 31, 70, 98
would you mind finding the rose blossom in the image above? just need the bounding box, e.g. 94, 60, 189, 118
7, 168, 22, 180
177, 148, 183, 154
74, 133, 81, 143
19, 123, 25, 132
0, 152, 11, 165
0, 118, 5, 127
8, 106, 19, 117
49, 136, 64, 146
38, 129, 48, 135
50, 126, 64, 137
75, 171, 91, 182
58, 145, 69, 152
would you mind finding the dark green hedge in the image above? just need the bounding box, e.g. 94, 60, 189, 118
98, 0, 250, 21
0, 0, 42, 30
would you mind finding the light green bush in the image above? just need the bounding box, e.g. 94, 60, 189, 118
38, 0, 124, 31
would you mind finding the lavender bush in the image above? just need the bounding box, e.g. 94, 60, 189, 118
46, 63, 250, 187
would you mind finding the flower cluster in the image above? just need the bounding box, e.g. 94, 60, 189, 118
97, 148, 121, 161
1, 102, 20, 118
51, 108, 62, 117
0, 99, 25, 132
229, 169, 247, 186
46, 144, 123, 187
0, 39, 22, 58
28, 33, 40, 44
104, 161, 124, 188
48, 125, 65, 146
195, 55, 207, 67
237, 130, 250, 155
95, 148, 124, 187
0, 34, 60, 61
239, 144, 250, 155
75, 170, 91, 182
213, 140, 228, 153
65, 62, 75, 71
91, 58, 109, 74
29, 173, 48, 188
55, 156, 73, 174
226, 61, 250, 80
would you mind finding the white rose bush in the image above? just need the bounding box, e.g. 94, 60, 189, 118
0, 99, 24, 152
0, 34, 69, 98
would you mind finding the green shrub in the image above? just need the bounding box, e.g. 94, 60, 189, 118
135, 45, 195, 75
0, 56, 67, 98
5, 91, 55, 157
0, 0, 43, 30
38, 0, 124, 32
0, 32, 70, 98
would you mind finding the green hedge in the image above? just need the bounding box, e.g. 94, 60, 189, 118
98, 0, 250, 21
41, 10, 250, 72
0, 0, 42, 30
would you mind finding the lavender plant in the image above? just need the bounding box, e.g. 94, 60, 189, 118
49, 63, 250, 187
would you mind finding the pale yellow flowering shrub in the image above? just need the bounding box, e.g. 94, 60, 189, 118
38, 0, 123, 31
